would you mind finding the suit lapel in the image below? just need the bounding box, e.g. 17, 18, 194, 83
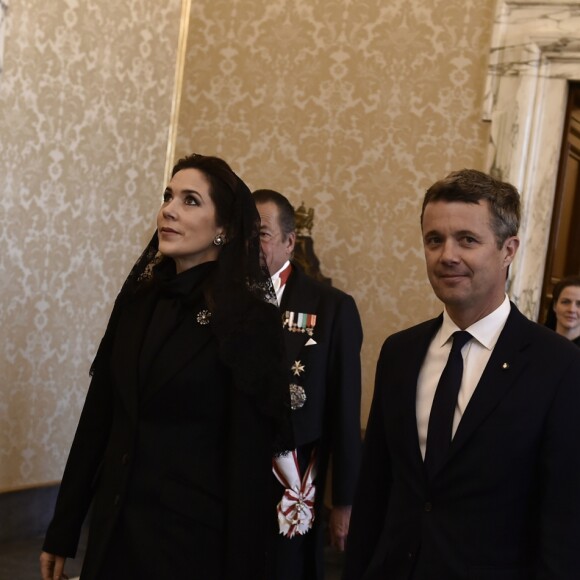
440, 306, 532, 473
403, 318, 443, 475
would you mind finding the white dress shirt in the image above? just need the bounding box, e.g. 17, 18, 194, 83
416, 296, 511, 459
271, 260, 291, 306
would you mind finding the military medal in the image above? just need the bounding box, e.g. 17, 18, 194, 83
289, 384, 307, 410
291, 360, 305, 376
282, 311, 317, 337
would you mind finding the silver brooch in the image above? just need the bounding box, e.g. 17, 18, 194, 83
196, 309, 211, 325
289, 384, 307, 410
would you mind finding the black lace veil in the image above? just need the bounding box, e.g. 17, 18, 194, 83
90, 154, 292, 452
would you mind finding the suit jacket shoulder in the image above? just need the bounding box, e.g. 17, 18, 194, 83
282, 263, 356, 308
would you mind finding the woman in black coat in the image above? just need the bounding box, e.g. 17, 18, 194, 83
40, 154, 292, 580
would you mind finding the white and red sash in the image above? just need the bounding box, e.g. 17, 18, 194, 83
272, 449, 317, 538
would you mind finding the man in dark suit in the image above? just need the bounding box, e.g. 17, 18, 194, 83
253, 189, 363, 580
344, 169, 580, 580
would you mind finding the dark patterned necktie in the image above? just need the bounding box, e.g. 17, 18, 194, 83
425, 330, 472, 477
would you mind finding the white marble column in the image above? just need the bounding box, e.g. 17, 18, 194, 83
484, 1, 580, 319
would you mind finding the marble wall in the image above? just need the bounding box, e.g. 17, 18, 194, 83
484, 0, 580, 318
175, 0, 496, 422
0, 0, 181, 489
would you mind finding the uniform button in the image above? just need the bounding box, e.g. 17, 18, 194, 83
407, 552, 413, 559
114, 494, 121, 506
424, 502, 432, 512
121, 453, 129, 465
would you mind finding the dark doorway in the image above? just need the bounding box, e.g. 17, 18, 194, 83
539, 82, 580, 323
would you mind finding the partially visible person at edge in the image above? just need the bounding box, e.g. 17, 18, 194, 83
40, 154, 293, 580
544, 275, 580, 347
253, 189, 363, 580
344, 169, 580, 579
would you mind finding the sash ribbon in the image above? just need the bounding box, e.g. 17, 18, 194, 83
272, 449, 317, 538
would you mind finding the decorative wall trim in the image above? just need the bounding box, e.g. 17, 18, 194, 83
0, 1, 7, 81
483, 1, 580, 319
163, 0, 192, 185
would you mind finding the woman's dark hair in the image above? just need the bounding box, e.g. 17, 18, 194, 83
544, 275, 580, 329
171, 154, 238, 236
91, 154, 292, 452
168, 153, 267, 303
552, 275, 580, 303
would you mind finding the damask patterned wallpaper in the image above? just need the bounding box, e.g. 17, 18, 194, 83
176, 0, 495, 424
0, 1, 181, 489
0, 0, 496, 490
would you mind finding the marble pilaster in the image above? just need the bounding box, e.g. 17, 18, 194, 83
484, 1, 580, 319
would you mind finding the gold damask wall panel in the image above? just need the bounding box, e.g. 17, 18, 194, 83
176, 0, 495, 420
0, 1, 181, 489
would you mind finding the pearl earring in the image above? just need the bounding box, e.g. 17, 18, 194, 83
213, 234, 226, 246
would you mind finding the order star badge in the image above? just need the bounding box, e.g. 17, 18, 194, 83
291, 360, 305, 376
289, 384, 307, 410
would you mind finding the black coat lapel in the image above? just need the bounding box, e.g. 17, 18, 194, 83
140, 301, 214, 403
112, 287, 214, 410
442, 305, 532, 471
111, 287, 159, 421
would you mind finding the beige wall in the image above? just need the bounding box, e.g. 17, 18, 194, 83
176, 0, 495, 424
0, 0, 496, 490
0, 1, 182, 489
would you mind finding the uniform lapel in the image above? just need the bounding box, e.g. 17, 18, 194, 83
279, 266, 320, 363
